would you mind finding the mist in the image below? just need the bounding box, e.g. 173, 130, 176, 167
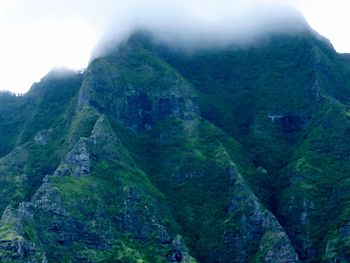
1, 0, 343, 93
92, 1, 309, 58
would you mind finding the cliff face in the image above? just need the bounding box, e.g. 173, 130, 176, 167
1, 26, 350, 262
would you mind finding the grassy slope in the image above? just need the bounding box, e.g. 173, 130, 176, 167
84, 41, 296, 262
153, 32, 350, 262
2, 29, 350, 262
0, 71, 82, 214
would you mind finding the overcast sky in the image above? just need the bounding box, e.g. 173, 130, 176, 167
1, 0, 349, 93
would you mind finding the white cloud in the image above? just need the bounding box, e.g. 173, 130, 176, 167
295, 0, 350, 53
92, 2, 307, 60
0, 0, 349, 93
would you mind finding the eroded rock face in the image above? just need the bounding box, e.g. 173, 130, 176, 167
0, 114, 197, 262
6, 30, 350, 262
82, 47, 198, 131
115, 91, 197, 130
119, 186, 172, 244
168, 235, 196, 263
54, 138, 91, 177
0, 207, 47, 263
258, 231, 299, 263
34, 130, 52, 146
0, 239, 45, 263
53, 115, 134, 178
280, 177, 319, 261
226, 165, 299, 263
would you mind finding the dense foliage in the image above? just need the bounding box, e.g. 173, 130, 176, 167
1, 24, 350, 262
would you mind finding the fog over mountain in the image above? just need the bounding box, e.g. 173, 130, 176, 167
3, 1, 350, 263
93, 3, 309, 57
2, 0, 346, 93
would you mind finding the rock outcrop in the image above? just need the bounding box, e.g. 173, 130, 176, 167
2, 24, 350, 262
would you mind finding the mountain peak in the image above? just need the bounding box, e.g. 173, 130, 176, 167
92, 5, 310, 60
3, 5, 350, 262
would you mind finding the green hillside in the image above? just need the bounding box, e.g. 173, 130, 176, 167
1, 20, 350, 262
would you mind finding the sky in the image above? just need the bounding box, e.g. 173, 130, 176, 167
1, 0, 350, 93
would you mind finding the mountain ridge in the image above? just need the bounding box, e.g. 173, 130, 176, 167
0, 22, 350, 262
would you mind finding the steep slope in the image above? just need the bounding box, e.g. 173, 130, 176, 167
0, 70, 82, 213
0, 69, 82, 158
0, 33, 299, 262
149, 30, 350, 262
1, 18, 350, 262
79, 42, 298, 262
0, 92, 26, 157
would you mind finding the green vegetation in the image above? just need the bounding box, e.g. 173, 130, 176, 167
2, 25, 350, 262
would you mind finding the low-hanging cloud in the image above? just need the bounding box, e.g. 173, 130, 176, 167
92, 0, 308, 58
0, 0, 312, 93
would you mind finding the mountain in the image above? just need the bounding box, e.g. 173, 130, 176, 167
1, 18, 350, 263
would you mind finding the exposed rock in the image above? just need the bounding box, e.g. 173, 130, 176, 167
76, 88, 90, 110
53, 115, 133, 177
226, 164, 299, 262
3, 28, 350, 263
119, 186, 172, 244
34, 130, 52, 146
257, 231, 299, 263
53, 138, 91, 177
281, 186, 318, 260
0, 114, 196, 262
168, 235, 196, 263
0, 207, 47, 263
82, 51, 198, 131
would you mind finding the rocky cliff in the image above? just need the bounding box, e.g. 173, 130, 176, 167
0, 20, 350, 262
